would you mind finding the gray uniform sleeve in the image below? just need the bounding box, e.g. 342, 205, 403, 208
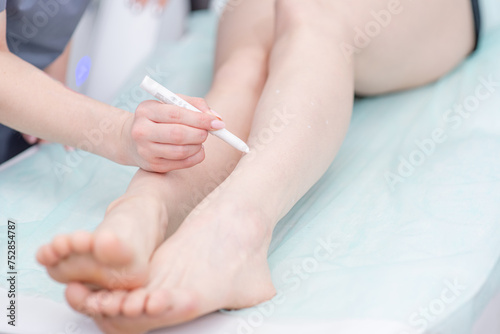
6, 0, 90, 69
0, 0, 6, 12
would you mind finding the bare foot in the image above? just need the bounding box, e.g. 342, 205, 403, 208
36, 195, 168, 290
66, 200, 276, 333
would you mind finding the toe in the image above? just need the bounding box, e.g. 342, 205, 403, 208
65, 283, 93, 315
94, 231, 132, 266
171, 290, 198, 322
122, 289, 148, 318
146, 290, 198, 326
145, 290, 171, 316
70, 231, 93, 254
84, 291, 108, 317
36, 244, 59, 266
95, 290, 113, 313
52, 235, 72, 258
101, 290, 128, 317
96, 291, 199, 333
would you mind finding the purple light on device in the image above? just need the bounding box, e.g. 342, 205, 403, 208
75, 56, 92, 87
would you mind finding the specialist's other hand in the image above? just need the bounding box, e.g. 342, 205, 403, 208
22, 134, 74, 151
125, 96, 225, 173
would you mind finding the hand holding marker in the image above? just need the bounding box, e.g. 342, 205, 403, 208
140, 76, 250, 154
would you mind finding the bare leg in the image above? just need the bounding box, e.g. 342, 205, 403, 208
58, 0, 477, 332
36, 1, 274, 291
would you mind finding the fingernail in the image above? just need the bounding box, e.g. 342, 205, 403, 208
25, 135, 37, 144
211, 120, 226, 130
66, 146, 76, 152
209, 109, 223, 121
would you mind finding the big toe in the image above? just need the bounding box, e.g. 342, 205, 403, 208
169, 290, 198, 324
145, 290, 171, 316
122, 288, 148, 318
145, 290, 198, 327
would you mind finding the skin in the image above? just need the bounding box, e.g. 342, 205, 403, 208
23, 40, 73, 145
0, 7, 222, 173
36, 0, 476, 333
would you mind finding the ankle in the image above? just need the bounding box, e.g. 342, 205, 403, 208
107, 192, 164, 213
106, 194, 168, 239
188, 193, 274, 252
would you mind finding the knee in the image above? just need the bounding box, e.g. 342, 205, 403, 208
275, 0, 309, 25
275, 0, 352, 38
275, 0, 317, 32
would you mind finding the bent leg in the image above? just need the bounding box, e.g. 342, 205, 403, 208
37, 0, 274, 293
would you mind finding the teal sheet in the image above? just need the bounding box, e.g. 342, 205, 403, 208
1, 10, 500, 334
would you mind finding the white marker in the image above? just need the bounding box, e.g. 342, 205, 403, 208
140, 76, 250, 154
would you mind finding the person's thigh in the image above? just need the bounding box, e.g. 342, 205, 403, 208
342, 0, 476, 95
220, 0, 475, 96
215, 0, 275, 69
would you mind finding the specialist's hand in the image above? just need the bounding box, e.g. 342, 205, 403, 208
124, 96, 225, 173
